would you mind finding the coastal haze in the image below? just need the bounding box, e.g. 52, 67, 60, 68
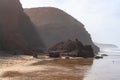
0, 0, 120, 80
0, 0, 99, 53
20, 0, 120, 48
84, 49, 120, 80
24, 7, 99, 53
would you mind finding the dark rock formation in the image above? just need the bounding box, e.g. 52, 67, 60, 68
49, 52, 60, 58
49, 40, 77, 52
48, 39, 94, 58
24, 7, 99, 53
0, 0, 44, 54
80, 45, 94, 57
0, 0, 23, 50
0, 0, 99, 55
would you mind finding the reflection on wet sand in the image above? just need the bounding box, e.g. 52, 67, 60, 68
15, 58, 93, 80
84, 52, 120, 80
0, 55, 94, 80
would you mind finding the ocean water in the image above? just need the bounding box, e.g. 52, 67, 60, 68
84, 51, 120, 80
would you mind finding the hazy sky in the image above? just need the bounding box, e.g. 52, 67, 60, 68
20, 0, 120, 47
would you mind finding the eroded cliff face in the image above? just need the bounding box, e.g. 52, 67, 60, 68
0, 0, 44, 51
24, 7, 99, 53
0, 0, 99, 54
0, 0, 23, 50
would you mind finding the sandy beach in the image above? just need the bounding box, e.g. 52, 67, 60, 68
0, 55, 93, 80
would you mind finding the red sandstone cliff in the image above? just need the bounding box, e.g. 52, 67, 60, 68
24, 7, 99, 53
0, 0, 44, 52
0, 0, 99, 54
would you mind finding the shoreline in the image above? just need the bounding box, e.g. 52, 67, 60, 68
0, 55, 93, 80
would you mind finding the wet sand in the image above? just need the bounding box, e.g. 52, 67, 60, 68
1, 51, 119, 80
0, 55, 93, 80
84, 51, 120, 80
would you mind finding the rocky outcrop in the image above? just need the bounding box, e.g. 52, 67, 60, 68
0, 0, 23, 50
24, 7, 99, 53
48, 39, 94, 57
49, 39, 84, 52
0, 0, 44, 53
0, 0, 99, 55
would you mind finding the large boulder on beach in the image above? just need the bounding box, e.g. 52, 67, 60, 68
24, 7, 99, 53
49, 39, 84, 51
0, 0, 44, 52
48, 39, 94, 57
